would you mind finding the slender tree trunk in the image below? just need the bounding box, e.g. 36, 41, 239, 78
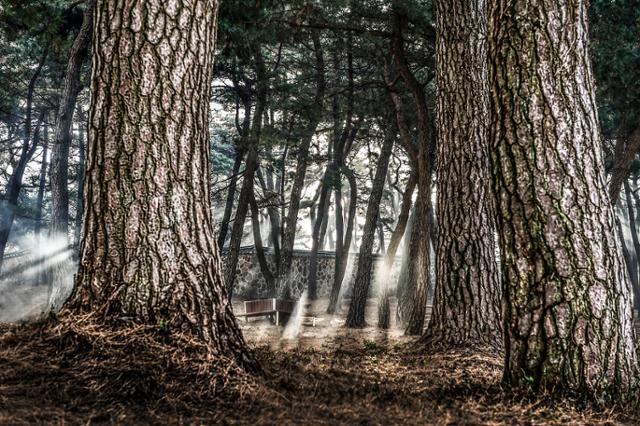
488, 0, 638, 397
422, 0, 501, 349
402, 191, 432, 335
250, 193, 275, 295
377, 173, 415, 328
617, 219, 640, 311
391, 10, 435, 336
346, 108, 395, 327
396, 206, 415, 323
35, 124, 49, 238
225, 51, 267, 295
327, 172, 357, 313
376, 223, 385, 254
0, 49, 47, 272
609, 124, 640, 204
50, 0, 93, 240
624, 181, 640, 311
217, 98, 249, 250
67, 0, 255, 369
256, 166, 281, 268
308, 176, 331, 300
279, 31, 325, 284
74, 113, 85, 248
630, 179, 640, 311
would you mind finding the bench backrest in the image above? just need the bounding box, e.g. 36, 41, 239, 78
244, 298, 296, 314
244, 298, 275, 314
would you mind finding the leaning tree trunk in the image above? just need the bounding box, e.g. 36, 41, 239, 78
327, 172, 357, 314
217, 98, 249, 250
279, 31, 325, 285
0, 49, 47, 273
346, 111, 395, 328
67, 0, 255, 369
49, 0, 93, 240
377, 172, 415, 329
391, 10, 435, 336
402, 190, 432, 335
422, 0, 501, 349
488, 0, 638, 398
395, 206, 415, 322
225, 51, 267, 295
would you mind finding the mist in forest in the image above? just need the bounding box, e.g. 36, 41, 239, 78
281, 290, 308, 340
0, 235, 76, 323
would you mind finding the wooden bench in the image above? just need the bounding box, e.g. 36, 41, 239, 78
237, 298, 296, 326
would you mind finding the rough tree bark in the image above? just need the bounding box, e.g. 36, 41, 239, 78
391, 10, 435, 336
488, 0, 638, 398
49, 0, 94, 240
346, 108, 396, 328
67, 0, 255, 369
422, 0, 501, 349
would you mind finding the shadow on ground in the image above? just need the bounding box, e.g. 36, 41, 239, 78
1, 303, 637, 425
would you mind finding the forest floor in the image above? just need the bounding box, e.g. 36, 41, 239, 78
0, 297, 639, 425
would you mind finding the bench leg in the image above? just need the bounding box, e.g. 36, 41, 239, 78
276, 311, 280, 326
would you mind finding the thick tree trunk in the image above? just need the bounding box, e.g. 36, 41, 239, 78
49, 0, 93, 240
422, 0, 501, 349
67, 0, 255, 369
488, 0, 638, 398
346, 109, 395, 328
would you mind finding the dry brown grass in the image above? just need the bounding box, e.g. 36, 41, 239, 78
0, 314, 638, 425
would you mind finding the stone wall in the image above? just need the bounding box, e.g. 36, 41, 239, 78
225, 246, 401, 300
